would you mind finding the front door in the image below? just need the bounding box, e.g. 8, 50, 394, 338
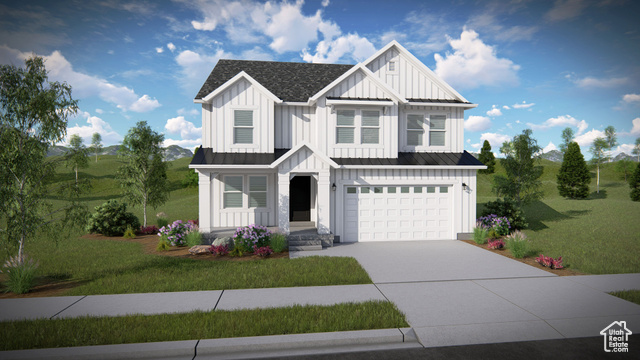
290, 176, 311, 221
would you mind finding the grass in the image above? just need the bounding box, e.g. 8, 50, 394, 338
0, 300, 408, 351
478, 160, 640, 274
610, 290, 640, 306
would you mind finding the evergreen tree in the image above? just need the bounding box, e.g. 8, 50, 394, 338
632, 138, 640, 162
557, 142, 590, 199
478, 140, 496, 174
630, 162, 640, 202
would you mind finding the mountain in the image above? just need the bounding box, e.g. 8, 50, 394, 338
613, 152, 639, 162
540, 150, 563, 163
47, 145, 193, 161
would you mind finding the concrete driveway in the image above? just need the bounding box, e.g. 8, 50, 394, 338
291, 241, 640, 348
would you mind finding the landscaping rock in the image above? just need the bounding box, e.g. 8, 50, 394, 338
212, 236, 234, 250
188, 245, 211, 255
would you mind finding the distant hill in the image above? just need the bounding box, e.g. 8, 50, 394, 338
47, 144, 193, 161
540, 150, 563, 163
613, 152, 639, 162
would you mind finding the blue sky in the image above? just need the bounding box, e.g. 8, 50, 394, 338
1, 0, 639, 158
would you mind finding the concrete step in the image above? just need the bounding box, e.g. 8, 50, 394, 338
289, 245, 322, 251
288, 239, 322, 247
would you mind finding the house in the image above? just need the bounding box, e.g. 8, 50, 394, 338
189, 41, 485, 243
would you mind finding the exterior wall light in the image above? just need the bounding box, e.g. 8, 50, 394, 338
462, 183, 469, 191
332, 183, 337, 191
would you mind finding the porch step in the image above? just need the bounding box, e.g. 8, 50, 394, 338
289, 245, 323, 251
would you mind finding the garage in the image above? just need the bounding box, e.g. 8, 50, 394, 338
343, 185, 452, 241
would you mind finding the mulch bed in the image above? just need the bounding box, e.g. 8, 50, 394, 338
461, 240, 585, 276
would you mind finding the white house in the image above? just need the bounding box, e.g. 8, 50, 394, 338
189, 41, 485, 243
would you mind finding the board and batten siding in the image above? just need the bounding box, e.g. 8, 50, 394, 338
274, 105, 317, 149
210, 172, 277, 228
202, 78, 275, 153
398, 105, 464, 153
367, 47, 456, 100
331, 168, 477, 240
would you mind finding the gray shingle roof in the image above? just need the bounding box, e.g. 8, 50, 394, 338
195, 59, 354, 102
406, 98, 471, 104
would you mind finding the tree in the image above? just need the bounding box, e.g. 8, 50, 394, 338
557, 142, 590, 199
615, 159, 634, 182
632, 138, 640, 162
492, 129, 544, 207
604, 126, 618, 161
478, 140, 496, 174
117, 121, 169, 227
0, 56, 85, 266
65, 134, 89, 184
630, 162, 640, 201
590, 137, 610, 194
182, 146, 200, 188
559, 127, 575, 154
91, 132, 102, 162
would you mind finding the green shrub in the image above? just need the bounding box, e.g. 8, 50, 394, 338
270, 233, 288, 253
1, 255, 39, 294
157, 217, 169, 229
487, 228, 499, 240
630, 162, 640, 201
472, 226, 488, 244
122, 225, 136, 239
185, 231, 202, 247
156, 236, 170, 251
234, 225, 271, 252
229, 247, 244, 257
86, 200, 140, 236
481, 198, 528, 230
505, 230, 529, 258
182, 169, 199, 188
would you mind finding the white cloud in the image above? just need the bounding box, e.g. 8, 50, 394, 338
502, 105, 510, 110
321, 0, 330, 7
630, 118, 640, 135
163, 138, 202, 149
434, 29, 520, 90
512, 101, 535, 109
466, 13, 539, 43
155, 47, 164, 53
574, 129, 605, 146
177, 108, 200, 117
546, 0, 587, 22
62, 111, 122, 146
175, 49, 230, 93
528, 115, 588, 134
543, 141, 557, 153
265, 1, 335, 53
571, 75, 629, 88
480, 132, 511, 149
240, 46, 275, 61
165, 116, 201, 140
167, 42, 176, 52
470, 143, 481, 150
129, 94, 161, 112
95, 108, 104, 114
302, 33, 376, 63
611, 143, 637, 158
623, 94, 640, 103
486, 105, 502, 117
465, 116, 492, 132
0, 45, 160, 113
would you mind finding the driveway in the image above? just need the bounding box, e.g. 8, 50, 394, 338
291, 241, 640, 348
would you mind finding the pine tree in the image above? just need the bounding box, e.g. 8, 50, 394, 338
557, 142, 590, 199
630, 162, 640, 202
478, 140, 496, 174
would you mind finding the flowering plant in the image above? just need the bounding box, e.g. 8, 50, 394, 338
477, 214, 511, 236
139, 225, 159, 235
210, 244, 229, 256
234, 224, 271, 252
158, 220, 195, 246
535, 254, 563, 269
253, 245, 273, 257
487, 239, 505, 250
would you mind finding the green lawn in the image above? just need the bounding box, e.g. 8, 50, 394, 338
478, 160, 640, 274
0, 301, 408, 351
610, 290, 640, 306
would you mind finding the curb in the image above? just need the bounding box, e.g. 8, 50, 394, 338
0, 328, 421, 360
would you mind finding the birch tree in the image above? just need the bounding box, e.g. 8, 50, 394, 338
590, 137, 609, 194
91, 132, 102, 162
65, 134, 89, 184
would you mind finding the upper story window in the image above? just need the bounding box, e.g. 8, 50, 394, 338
336, 109, 381, 145
406, 114, 446, 147
233, 110, 253, 144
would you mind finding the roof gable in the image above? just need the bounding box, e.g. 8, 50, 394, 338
195, 59, 353, 102
199, 71, 282, 103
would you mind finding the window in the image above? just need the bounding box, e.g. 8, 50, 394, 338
249, 176, 267, 208
407, 114, 424, 146
440, 186, 448, 193
347, 187, 357, 194
429, 115, 446, 146
233, 110, 253, 144
414, 187, 422, 193
388, 61, 397, 72
361, 110, 380, 144
427, 186, 436, 193
387, 187, 396, 193
361, 187, 370, 194
336, 110, 355, 144
401, 187, 410, 193
374, 187, 383, 193
223, 176, 243, 208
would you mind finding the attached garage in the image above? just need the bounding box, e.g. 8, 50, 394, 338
343, 185, 453, 241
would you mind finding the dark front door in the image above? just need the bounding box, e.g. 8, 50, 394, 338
290, 176, 311, 221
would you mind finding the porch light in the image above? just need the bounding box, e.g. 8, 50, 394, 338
332, 183, 336, 191
462, 183, 469, 191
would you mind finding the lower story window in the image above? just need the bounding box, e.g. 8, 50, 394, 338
249, 176, 267, 208
223, 176, 243, 208
223, 175, 268, 209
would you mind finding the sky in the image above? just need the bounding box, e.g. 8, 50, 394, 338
1, 0, 639, 158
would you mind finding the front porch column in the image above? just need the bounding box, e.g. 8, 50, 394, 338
197, 171, 212, 232
277, 173, 290, 234
317, 171, 331, 234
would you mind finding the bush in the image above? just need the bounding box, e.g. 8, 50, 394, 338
210, 245, 229, 256
487, 239, 505, 250
156, 236, 170, 251
472, 225, 488, 245
158, 220, 194, 247
234, 224, 272, 252
139, 225, 159, 235
481, 198, 528, 230
487, 229, 499, 240
123, 225, 136, 239
182, 169, 199, 188
477, 214, 511, 236
86, 200, 141, 236
157, 217, 169, 229
505, 230, 528, 258
254, 246, 273, 257
630, 162, 640, 201
270, 233, 288, 253
184, 231, 202, 247
229, 247, 244, 257
1, 255, 39, 294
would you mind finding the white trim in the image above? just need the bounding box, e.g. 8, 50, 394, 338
364, 41, 469, 103
201, 71, 282, 104
326, 99, 394, 107
190, 165, 272, 169
339, 165, 487, 170
406, 102, 478, 109
308, 64, 406, 104
269, 142, 339, 169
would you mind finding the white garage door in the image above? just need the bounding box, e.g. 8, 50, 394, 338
344, 185, 452, 241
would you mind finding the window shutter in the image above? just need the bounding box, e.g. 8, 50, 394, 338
336, 127, 354, 144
